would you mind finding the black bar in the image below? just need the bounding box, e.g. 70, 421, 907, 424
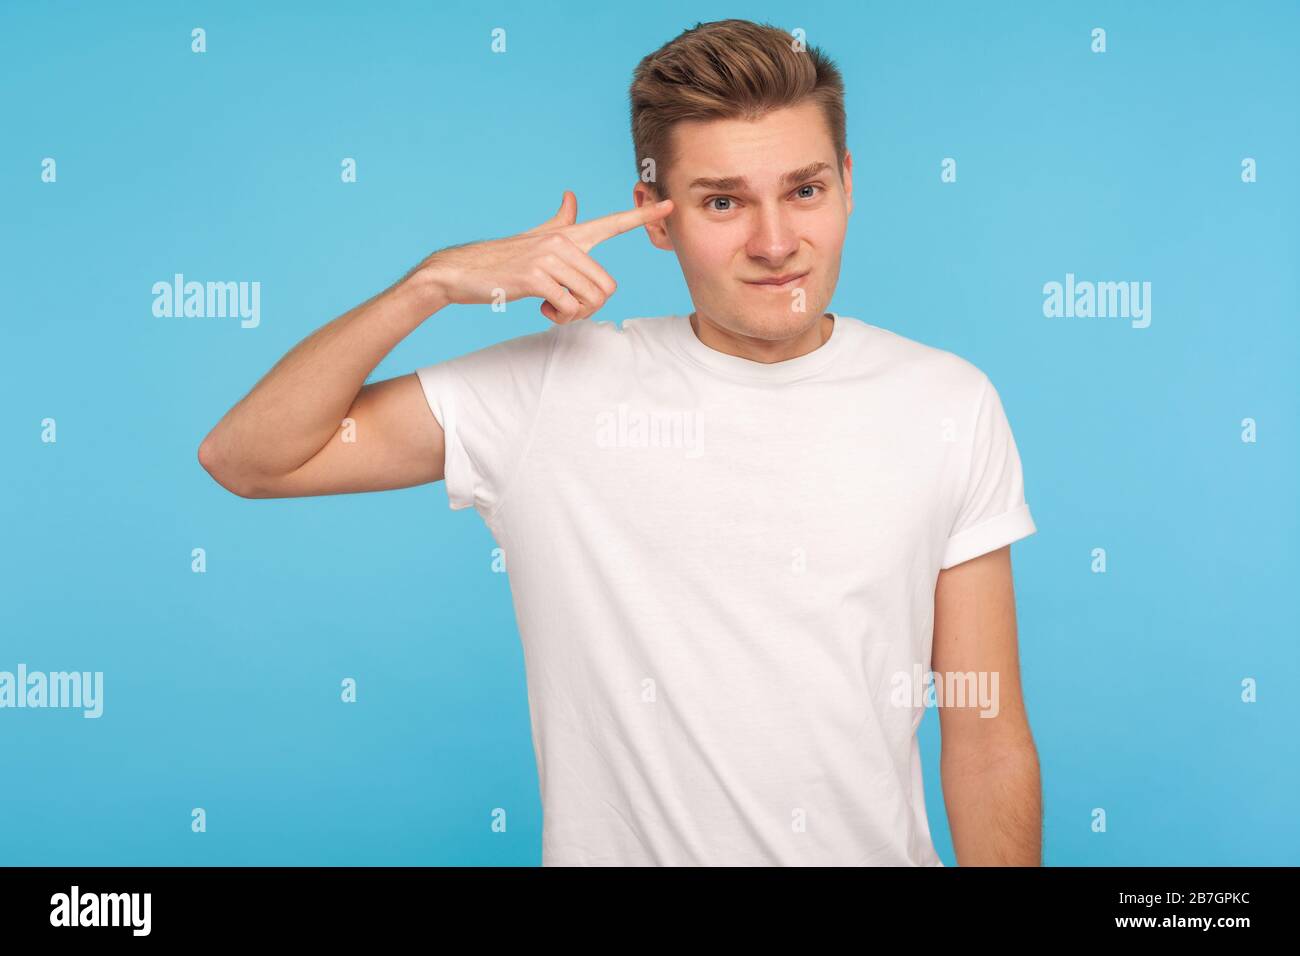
0, 865, 1284, 941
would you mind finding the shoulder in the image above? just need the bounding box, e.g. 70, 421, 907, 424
836, 315, 992, 400
546, 313, 678, 362
556, 314, 677, 343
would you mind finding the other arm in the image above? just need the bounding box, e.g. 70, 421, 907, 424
932, 545, 1043, 865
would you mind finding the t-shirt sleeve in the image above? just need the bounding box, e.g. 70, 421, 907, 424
415, 327, 558, 514
940, 373, 1037, 570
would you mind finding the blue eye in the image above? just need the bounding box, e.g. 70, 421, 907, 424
705, 184, 822, 212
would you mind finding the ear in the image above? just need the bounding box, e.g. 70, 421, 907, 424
842, 151, 854, 218
633, 183, 675, 251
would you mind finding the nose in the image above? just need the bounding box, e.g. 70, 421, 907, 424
745, 201, 800, 264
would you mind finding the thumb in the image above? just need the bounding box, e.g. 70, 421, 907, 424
531, 190, 577, 232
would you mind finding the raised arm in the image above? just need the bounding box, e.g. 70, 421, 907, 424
197, 277, 451, 499
197, 191, 674, 499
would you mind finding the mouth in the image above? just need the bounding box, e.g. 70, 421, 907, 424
743, 271, 809, 291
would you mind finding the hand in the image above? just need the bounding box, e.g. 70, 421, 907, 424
415, 191, 674, 323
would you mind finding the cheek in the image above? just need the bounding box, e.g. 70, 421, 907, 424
807, 208, 847, 246
674, 223, 740, 275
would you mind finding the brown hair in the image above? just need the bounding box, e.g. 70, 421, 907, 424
629, 19, 847, 200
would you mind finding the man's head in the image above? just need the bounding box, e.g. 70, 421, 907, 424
629, 19, 853, 346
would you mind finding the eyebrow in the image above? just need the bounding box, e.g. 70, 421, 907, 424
687, 160, 834, 192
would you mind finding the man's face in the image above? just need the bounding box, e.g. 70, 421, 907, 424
636, 99, 853, 343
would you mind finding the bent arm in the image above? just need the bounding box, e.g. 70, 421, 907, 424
198, 272, 448, 498
932, 545, 1043, 866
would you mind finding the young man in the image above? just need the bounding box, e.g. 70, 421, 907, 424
198, 19, 1042, 866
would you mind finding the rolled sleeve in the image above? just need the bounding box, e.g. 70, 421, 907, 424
941, 375, 1037, 569
414, 327, 557, 516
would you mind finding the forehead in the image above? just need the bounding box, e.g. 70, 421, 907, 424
666, 99, 836, 190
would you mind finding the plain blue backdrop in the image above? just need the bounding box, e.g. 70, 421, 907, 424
2, 0, 1296, 865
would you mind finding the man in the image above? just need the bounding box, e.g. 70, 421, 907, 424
198, 19, 1042, 866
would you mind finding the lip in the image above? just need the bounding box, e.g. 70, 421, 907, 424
743, 271, 809, 290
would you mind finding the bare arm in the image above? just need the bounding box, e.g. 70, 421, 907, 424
932, 545, 1043, 866
197, 277, 449, 498
197, 192, 674, 499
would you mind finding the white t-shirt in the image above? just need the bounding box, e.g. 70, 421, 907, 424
416, 312, 1036, 866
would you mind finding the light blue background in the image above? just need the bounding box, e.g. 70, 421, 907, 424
2, 0, 1296, 865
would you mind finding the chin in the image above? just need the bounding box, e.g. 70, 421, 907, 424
723, 309, 821, 341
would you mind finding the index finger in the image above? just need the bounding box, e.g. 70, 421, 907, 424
567, 199, 674, 252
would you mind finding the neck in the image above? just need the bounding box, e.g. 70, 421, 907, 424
689, 312, 833, 364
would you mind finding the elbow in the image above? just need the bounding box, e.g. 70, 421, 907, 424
198, 434, 264, 499
942, 730, 1039, 778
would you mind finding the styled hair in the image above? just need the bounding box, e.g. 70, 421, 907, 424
628, 19, 847, 200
